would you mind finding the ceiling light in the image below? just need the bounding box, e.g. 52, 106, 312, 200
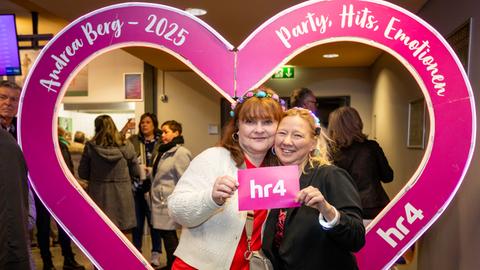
185, 8, 207, 16
323, 53, 339, 59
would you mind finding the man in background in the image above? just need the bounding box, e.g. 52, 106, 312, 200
0, 80, 84, 270
290, 87, 318, 115
0, 80, 21, 140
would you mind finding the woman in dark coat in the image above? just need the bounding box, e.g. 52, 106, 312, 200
128, 113, 164, 267
79, 115, 140, 233
263, 108, 365, 270
328, 106, 394, 221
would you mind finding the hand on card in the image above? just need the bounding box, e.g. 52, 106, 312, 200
295, 186, 336, 219
212, 175, 238, 206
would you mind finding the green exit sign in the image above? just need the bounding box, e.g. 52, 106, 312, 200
271, 67, 295, 79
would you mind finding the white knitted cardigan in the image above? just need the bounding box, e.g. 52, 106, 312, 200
168, 147, 248, 270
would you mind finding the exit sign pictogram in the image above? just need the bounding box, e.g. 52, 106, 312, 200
271, 66, 295, 79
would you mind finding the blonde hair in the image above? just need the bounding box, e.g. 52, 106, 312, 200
281, 108, 332, 171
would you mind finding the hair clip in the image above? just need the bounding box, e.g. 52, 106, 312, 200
229, 89, 286, 117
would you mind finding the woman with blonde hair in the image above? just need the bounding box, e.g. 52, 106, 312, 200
262, 107, 365, 270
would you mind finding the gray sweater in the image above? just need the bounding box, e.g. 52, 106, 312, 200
150, 145, 192, 230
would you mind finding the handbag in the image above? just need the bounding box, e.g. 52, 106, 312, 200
245, 212, 274, 270
249, 250, 274, 270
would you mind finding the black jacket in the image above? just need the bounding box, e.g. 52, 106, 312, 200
59, 140, 74, 174
0, 129, 30, 269
262, 165, 365, 270
333, 140, 393, 219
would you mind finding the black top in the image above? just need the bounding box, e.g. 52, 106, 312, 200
0, 116, 17, 140
333, 140, 394, 219
59, 140, 74, 174
0, 129, 30, 269
262, 165, 365, 270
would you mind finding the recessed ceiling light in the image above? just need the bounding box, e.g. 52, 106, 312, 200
185, 8, 207, 16
323, 53, 339, 59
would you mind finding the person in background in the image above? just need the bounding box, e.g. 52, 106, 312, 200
121, 117, 137, 138
0, 80, 35, 269
290, 87, 318, 115
34, 127, 85, 270
64, 131, 72, 144
27, 182, 36, 270
262, 107, 365, 269
128, 113, 163, 267
58, 127, 74, 176
0, 129, 31, 270
78, 115, 140, 238
168, 87, 285, 269
327, 106, 394, 224
150, 120, 192, 270
69, 131, 86, 159
0, 80, 21, 139
69, 131, 88, 189
1, 80, 83, 270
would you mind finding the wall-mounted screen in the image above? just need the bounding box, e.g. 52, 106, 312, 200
0, 14, 21, 76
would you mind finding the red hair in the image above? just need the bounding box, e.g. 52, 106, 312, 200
219, 87, 283, 167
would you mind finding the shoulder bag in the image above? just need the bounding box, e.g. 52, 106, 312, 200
245, 212, 274, 270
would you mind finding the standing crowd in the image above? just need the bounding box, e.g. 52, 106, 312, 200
1, 80, 394, 270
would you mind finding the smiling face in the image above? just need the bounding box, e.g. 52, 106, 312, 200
275, 115, 316, 166
238, 118, 278, 160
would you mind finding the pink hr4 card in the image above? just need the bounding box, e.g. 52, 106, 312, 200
238, 165, 301, 211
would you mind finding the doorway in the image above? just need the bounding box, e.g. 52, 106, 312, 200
316, 96, 350, 127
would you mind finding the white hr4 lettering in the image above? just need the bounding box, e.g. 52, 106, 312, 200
377, 203, 424, 248
250, 179, 287, 199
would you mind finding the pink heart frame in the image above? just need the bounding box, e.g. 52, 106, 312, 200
18, 1, 475, 269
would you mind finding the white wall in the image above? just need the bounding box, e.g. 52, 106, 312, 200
63, 49, 144, 104
371, 53, 426, 198
266, 67, 374, 134
61, 49, 141, 137
57, 109, 132, 140
156, 71, 223, 157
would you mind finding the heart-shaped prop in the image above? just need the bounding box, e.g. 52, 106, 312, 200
19, 1, 475, 269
